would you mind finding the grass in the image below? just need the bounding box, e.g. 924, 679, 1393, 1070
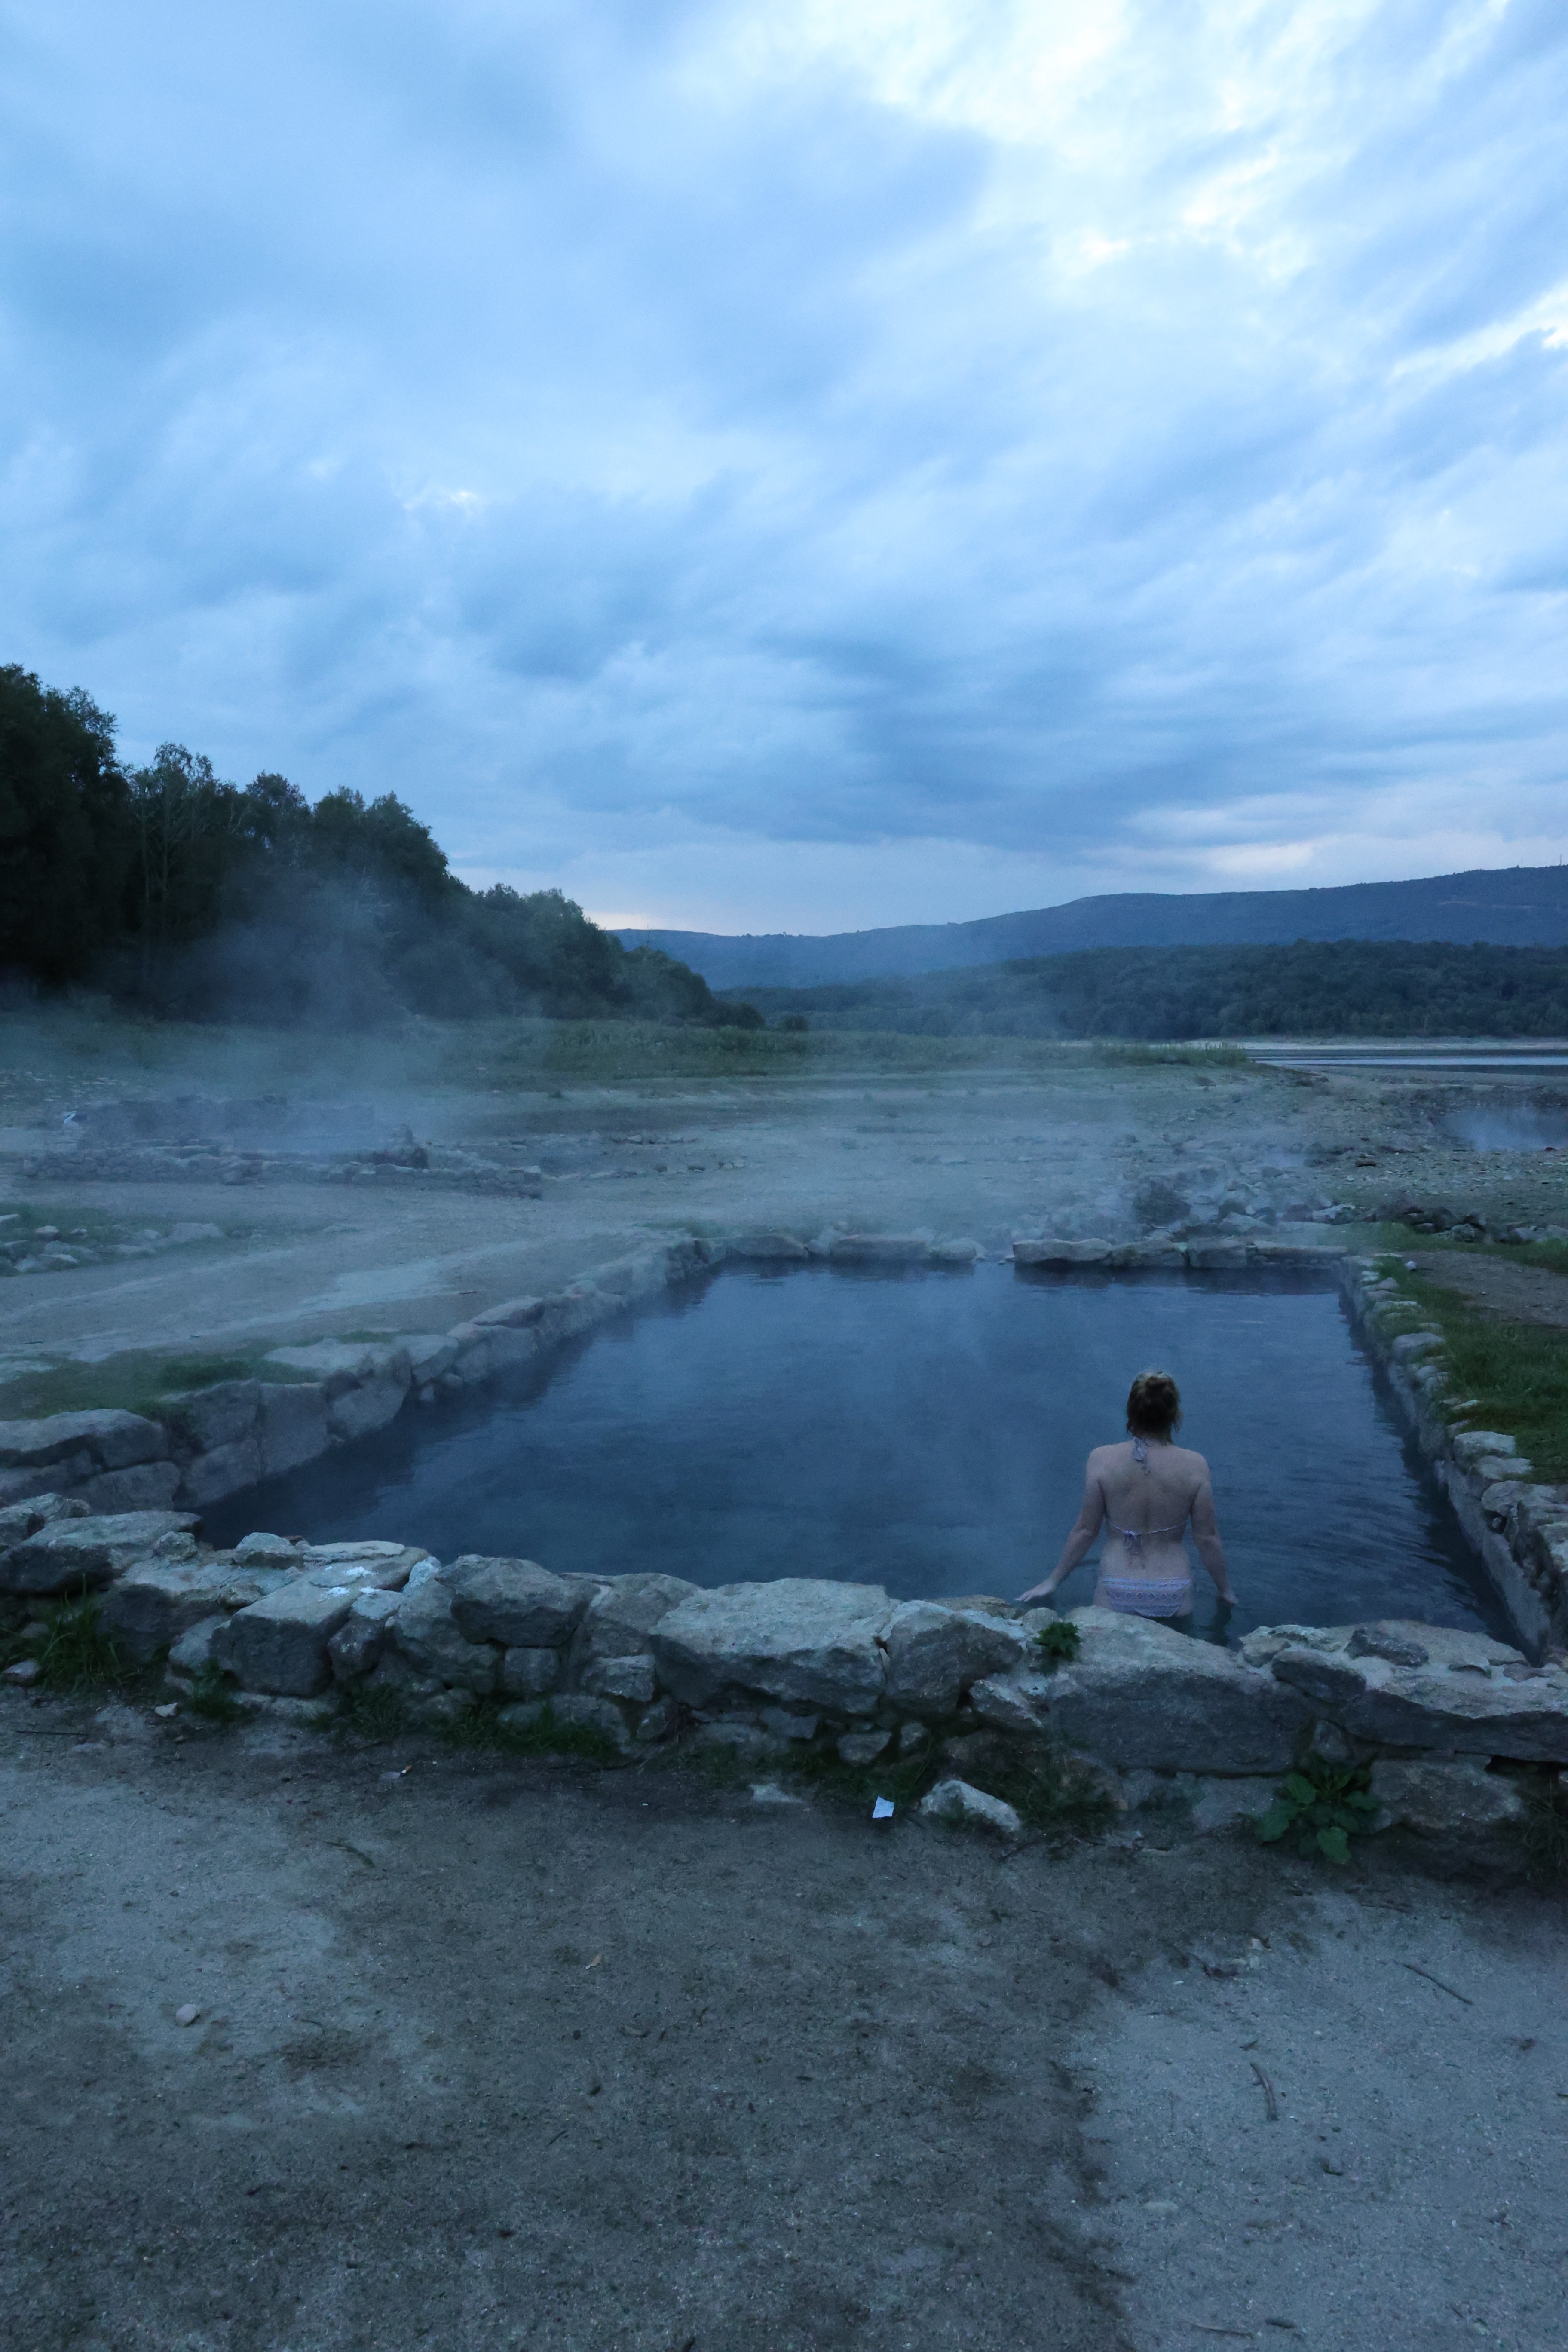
1518, 1777, 1568, 1883
184, 1662, 245, 1724
30, 1595, 131, 1694
0, 1344, 320, 1424
1091, 1041, 1252, 1069
1372, 1257, 1568, 1480
437, 1698, 623, 1763
955, 1743, 1119, 1842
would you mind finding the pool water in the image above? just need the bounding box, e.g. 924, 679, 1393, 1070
208, 1264, 1514, 1646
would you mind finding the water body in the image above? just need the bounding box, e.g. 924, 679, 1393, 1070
210, 1265, 1513, 1647
1441, 1102, 1568, 1153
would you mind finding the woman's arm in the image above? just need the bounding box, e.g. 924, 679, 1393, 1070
1190, 1473, 1235, 1603
1017, 1468, 1105, 1605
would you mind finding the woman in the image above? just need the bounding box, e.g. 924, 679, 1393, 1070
1017, 1369, 1235, 1619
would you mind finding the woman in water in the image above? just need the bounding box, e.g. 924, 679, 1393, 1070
1017, 1369, 1235, 1619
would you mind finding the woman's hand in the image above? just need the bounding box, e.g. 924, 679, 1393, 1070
1015, 1579, 1056, 1606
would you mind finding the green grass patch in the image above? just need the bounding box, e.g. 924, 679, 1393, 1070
787, 1742, 940, 1810
1376, 1262, 1568, 1481
435, 1698, 622, 1764
184, 1663, 245, 1724
0, 1344, 318, 1424
1091, 1041, 1251, 1069
1032, 1620, 1081, 1665
1519, 1776, 1568, 1882
334, 1683, 409, 1742
957, 1744, 1119, 1841
31, 1595, 131, 1695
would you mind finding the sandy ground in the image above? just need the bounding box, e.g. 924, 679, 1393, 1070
1, 1691, 1562, 2352
3, 1034, 1567, 2351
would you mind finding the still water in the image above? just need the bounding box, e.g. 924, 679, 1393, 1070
208, 1265, 1513, 1646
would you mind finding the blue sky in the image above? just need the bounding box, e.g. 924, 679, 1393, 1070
4, 0, 1566, 932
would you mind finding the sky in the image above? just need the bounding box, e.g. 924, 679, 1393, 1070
4, 0, 1567, 935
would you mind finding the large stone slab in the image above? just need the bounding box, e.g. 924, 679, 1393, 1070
386, 1579, 499, 1693
0, 1494, 90, 1550
444, 1556, 589, 1650
327, 1589, 404, 1681
157, 1382, 260, 1453
178, 1441, 263, 1507
257, 1383, 330, 1477
570, 1573, 698, 1671
75, 1462, 184, 1513
1267, 1623, 1568, 1761
881, 1601, 1029, 1719
651, 1579, 893, 1712
211, 1583, 358, 1696
101, 1558, 292, 1663
970, 1608, 1313, 1772
1011, 1240, 1110, 1267
0, 1510, 200, 1596
829, 1234, 930, 1265
298, 1541, 430, 1591
0, 1410, 168, 1472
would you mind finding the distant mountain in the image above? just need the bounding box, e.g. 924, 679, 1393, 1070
615, 864, 1568, 989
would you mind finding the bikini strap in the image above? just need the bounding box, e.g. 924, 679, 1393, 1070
1131, 1436, 1148, 1467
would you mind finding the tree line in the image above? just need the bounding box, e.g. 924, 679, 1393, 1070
732, 939, 1568, 1040
0, 664, 759, 1028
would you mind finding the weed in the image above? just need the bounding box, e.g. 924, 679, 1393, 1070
185, 1663, 244, 1724
959, 1745, 1118, 1842
1518, 1778, 1568, 1883
788, 1742, 940, 1811
1032, 1620, 1081, 1666
32, 1595, 129, 1694
335, 1683, 408, 1743
1256, 1761, 1378, 1864
437, 1699, 621, 1765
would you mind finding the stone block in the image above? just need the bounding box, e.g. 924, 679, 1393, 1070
0, 1494, 90, 1550
470, 1296, 544, 1328
0, 1458, 96, 1507
0, 1410, 169, 1473
444, 1556, 588, 1649
211, 1582, 358, 1696
726, 1233, 809, 1261
882, 1601, 1028, 1719
1185, 1240, 1250, 1269
100, 1558, 291, 1661
76, 1462, 184, 1513
157, 1382, 260, 1453
828, 1234, 930, 1264
1369, 1756, 1528, 1839
582, 1654, 657, 1704
261, 1341, 411, 1398
1450, 1430, 1516, 1470
918, 1779, 1021, 1839
233, 1532, 301, 1567
570, 1573, 698, 1670
386, 1579, 498, 1692
327, 1376, 408, 1442
327, 1589, 404, 1681
971, 1608, 1314, 1773
1011, 1240, 1111, 1267
0, 1510, 200, 1596
837, 1727, 892, 1764
500, 1645, 560, 1698
165, 1615, 228, 1678
929, 1238, 983, 1264
1269, 1625, 1568, 1761
178, 1440, 263, 1507
257, 1384, 330, 1477
299, 1541, 429, 1591
652, 1579, 893, 1713
402, 1334, 459, 1383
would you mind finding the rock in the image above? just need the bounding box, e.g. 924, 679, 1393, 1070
3, 1657, 40, 1685
211, 1583, 359, 1697
1011, 1240, 1112, 1267
232, 1532, 301, 1568
156, 1381, 260, 1453
299, 1541, 428, 1591
175, 2004, 202, 2027
327, 1589, 404, 1681
550, 1692, 633, 1747
837, 1727, 892, 1764
0, 1410, 169, 1473
897, 1720, 931, 1755
444, 1556, 589, 1650
917, 1779, 1022, 1839
569, 1572, 698, 1670
0, 1458, 95, 1507
402, 1335, 460, 1384
257, 1383, 330, 1476
690, 1719, 786, 1761
1450, 1430, 1516, 1469
100, 1559, 292, 1662
385, 1579, 499, 1693
635, 1697, 678, 1743
582, 1654, 658, 1704
1184, 1239, 1250, 1269
263, 1342, 410, 1440
75, 1462, 185, 1513
651, 1579, 893, 1713
1370, 1758, 1529, 1842
829, 1234, 931, 1264
971, 1608, 1314, 1772
750, 1782, 806, 1805
469, 1295, 545, 1329
165, 1615, 228, 1677
726, 1233, 809, 1261
499, 1645, 560, 1697
1268, 1626, 1568, 1761
881, 1601, 1028, 1719
408, 1688, 476, 1727
0, 1510, 201, 1596
0, 1494, 90, 1549
178, 1440, 263, 1506
929, 1238, 984, 1264
757, 1706, 819, 1742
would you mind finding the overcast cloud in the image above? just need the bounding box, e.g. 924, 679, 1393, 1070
3, 0, 1566, 930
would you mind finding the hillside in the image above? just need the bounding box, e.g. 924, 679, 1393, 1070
617, 865, 1568, 988
729, 940, 1568, 1041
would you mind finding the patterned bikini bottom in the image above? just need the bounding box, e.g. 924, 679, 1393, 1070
1093, 1572, 1193, 1620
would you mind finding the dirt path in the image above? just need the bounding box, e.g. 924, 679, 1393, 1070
1412, 1249, 1568, 1330
2, 1690, 1562, 2352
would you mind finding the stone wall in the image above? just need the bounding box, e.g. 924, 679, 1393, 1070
1339, 1258, 1568, 1656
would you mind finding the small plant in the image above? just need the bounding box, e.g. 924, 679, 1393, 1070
1518, 1777, 1568, 1883
185, 1662, 244, 1724
438, 1699, 621, 1765
32, 1595, 129, 1694
1032, 1620, 1081, 1667
962, 1744, 1117, 1842
336, 1683, 408, 1743
1256, 1761, 1378, 1863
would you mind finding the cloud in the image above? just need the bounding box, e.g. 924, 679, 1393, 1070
1, 0, 1565, 930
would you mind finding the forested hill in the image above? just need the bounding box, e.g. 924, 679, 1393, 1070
619, 865, 1568, 988
0, 664, 755, 1029
731, 941, 1568, 1041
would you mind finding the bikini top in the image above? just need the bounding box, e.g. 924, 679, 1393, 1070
1105, 1434, 1188, 1554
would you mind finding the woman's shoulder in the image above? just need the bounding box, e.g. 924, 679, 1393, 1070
1171, 1443, 1211, 1477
